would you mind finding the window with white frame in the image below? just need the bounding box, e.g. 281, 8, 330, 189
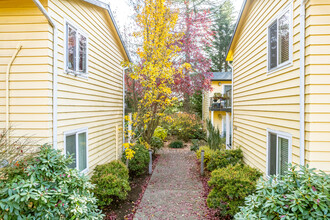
66, 22, 88, 75
268, 6, 291, 71
267, 130, 292, 176
65, 129, 88, 172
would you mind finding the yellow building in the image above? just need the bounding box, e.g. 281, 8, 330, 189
203, 72, 232, 148
226, 0, 330, 175
0, 0, 130, 173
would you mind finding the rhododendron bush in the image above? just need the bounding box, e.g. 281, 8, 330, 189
0, 145, 103, 219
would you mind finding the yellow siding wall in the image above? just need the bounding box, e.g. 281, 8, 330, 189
231, 0, 302, 173
305, 0, 330, 172
0, 0, 52, 144
48, 0, 125, 172
203, 80, 231, 135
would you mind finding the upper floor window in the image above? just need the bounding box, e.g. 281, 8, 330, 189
268, 6, 292, 72
66, 22, 88, 75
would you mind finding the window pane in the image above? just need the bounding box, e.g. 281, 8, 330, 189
78, 34, 87, 73
66, 134, 76, 169
78, 132, 87, 171
269, 21, 278, 70
278, 137, 289, 175
269, 133, 277, 175
67, 25, 76, 71
279, 11, 290, 64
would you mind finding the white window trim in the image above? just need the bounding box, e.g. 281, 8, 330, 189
64, 18, 89, 79
267, 2, 293, 74
64, 127, 89, 173
266, 128, 292, 178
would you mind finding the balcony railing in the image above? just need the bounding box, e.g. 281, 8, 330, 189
209, 89, 231, 112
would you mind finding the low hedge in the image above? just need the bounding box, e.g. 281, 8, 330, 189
207, 148, 243, 171
169, 140, 183, 148
196, 146, 215, 167
91, 160, 130, 207
235, 165, 330, 219
207, 164, 262, 217
122, 144, 150, 176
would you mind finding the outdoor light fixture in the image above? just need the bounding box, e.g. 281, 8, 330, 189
218, 82, 221, 86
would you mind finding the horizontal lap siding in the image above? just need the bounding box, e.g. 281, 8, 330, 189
0, 0, 52, 145
305, 0, 330, 173
49, 0, 125, 173
232, 0, 301, 174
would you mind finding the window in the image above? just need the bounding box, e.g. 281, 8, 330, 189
66, 22, 88, 75
268, 6, 291, 71
267, 130, 292, 176
64, 128, 88, 172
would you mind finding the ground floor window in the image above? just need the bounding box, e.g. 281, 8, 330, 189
64, 128, 88, 172
267, 129, 292, 176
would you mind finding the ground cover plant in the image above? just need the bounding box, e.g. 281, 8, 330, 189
91, 161, 130, 207
207, 163, 262, 217
169, 140, 183, 148
235, 165, 330, 219
207, 148, 243, 171
122, 144, 150, 176
0, 145, 103, 219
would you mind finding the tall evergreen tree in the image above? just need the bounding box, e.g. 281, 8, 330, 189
206, 0, 235, 72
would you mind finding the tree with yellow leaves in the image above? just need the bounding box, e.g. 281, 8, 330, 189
124, 0, 189, 153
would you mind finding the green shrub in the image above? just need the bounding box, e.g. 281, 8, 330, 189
190, 139, 200, 152
169, 140, 183, 148
153, 126, 168, 141
0, 145, 103, 219
91, 161, 130, 207
235, 165, 330, 220
122, 144, 150, 176
150, 136, 164, 154
196, 146, 215, 167
207, 164, 262, 217
166, 113, 205, 141
206, 119, 225, 150
207, 148, 243, 171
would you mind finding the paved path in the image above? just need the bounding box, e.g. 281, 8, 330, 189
134, 147, 206, 220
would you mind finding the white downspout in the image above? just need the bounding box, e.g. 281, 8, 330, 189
299, 0, 306, 166
6, 44, 22, 140
228, 61, 234, 148
122, 67, 128, 151
33, 0, 58, 149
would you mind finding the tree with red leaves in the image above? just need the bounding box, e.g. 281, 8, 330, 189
173, 0, 214, 111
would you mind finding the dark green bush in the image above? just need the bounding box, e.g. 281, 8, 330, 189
207, 148, 243, 171
235, 165, 330, 219
91, 160, 130, 207
0, 145, 103, 219
207, 164, 262, 217
169, 140, 183, 148
190, 139, 200, 152
206, 119, 225, 150
122, 144, 150, 176
150, 136, 164, 154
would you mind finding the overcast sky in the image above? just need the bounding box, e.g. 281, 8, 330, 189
102, 0, 244, 28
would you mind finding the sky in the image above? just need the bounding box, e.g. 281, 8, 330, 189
101, 0, 244, 28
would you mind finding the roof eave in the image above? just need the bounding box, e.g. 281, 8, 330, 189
81, 0, 132, 62
225, 0, 248, 62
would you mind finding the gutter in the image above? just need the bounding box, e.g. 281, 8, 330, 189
33, 0, 58, 149
6, 44, 22, 140
299, 0, 306, 166
228, 61, 234, 149
122, 67, 128, 149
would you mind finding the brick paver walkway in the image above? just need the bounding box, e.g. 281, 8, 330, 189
134, 147, 206, 219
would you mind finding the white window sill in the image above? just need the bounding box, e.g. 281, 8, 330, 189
65, 70, 89, 80
80, 168, 89, 174
267, 61, 292, 75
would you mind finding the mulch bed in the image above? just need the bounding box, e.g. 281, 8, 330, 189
103, 154, 160, 220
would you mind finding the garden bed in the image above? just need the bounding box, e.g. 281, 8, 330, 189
103, 154, 160, 220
